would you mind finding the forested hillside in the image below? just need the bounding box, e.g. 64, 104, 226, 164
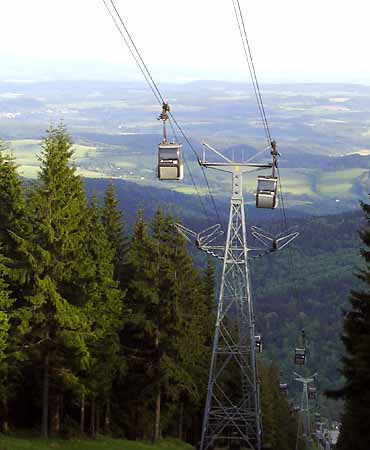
82, 174, 365, 424
84, 175, 364, 409
0, 126, 303, 449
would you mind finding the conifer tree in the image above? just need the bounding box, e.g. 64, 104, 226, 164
117, 211, 159, 440
0, 143, 29, 430
118, 210, 213, 441
150, 210, 213, 441
0, 253, 14, 432
0, 143, 28, 290
102, 181, 128, 287
269, 363, 302, 450
259, 363, 276, 449
259, 362, 303, 450
80, 197, 124, 436
327, 198, 370, 450
14, 125, 93, 437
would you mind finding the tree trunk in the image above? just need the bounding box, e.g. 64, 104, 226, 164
60, 394, 64, 432
178, 401, 184, 440
80, 393, 85, 434
50, 393, 61, 435
96, 405, 100, 435
153, 329, 161, 443
2, 395, 9, 433
154, 386, 161, 442
41, 351, 50, 438
134, 403, 139, 441
104, 398, 111, 435
90, 397, 96, 438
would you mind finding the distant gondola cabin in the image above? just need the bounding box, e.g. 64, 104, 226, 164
308, 387, 317, 400
294, 348, 306, 365
280, 383, 288, 396
158, 142, 183, 180
255, 335, 262, 353
256, 176, 278, 209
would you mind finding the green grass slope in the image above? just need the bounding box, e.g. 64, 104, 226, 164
0, 436, 193, 450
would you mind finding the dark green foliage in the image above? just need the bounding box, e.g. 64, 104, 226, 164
79, 197, 124, 434
102, 181, 128, 288
0, 123, 355, 445
0, 142, 29, 292
260, 362, 303, 450
0, 143, 29, 431
327, 198, 370, 450
13, 125, 100, 436
114, 210, 212, 441
0, 143, 26, 252
0, 253, 13, 385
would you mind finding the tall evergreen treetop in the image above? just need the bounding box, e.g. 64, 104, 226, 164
14, 124, 94, 436
0, 142, 28, 288
102, 181, 127, 287
0, 144, 25, 234
26, 124, 90, 299
80, 197, 124, 408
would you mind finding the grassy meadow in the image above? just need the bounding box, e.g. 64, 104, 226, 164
0, 435, 193, 450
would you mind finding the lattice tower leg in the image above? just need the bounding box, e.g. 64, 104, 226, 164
200, 193, 262, 450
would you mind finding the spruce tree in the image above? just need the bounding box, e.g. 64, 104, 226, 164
102, 181, 128, 287
0, 253, 14, 432
117, 211, 159, 440
0, 143, 29, 431
149, 210, 213, 441
259, 363, 276, 449
117, 210, 213, 441
15, 124, 93, 437
0, 143, 28, 290
80, 197, 124, 436
328, 199, 370, 450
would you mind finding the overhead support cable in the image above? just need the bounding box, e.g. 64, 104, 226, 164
101, 0, 224, 229
231, 0, 272, 148
231, 1, 304, 328
101, 0, 162, 105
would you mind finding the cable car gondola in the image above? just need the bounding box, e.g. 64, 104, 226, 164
157, 102, 184, 181
255, 335, 262, 353
256, 176, 278, 209
255, 141, 279, 209
280, 383, 288, 396
294, 330, 306, 365
294, 348, 306, 365
308, 387, 317, 400
158, 142, 184, 180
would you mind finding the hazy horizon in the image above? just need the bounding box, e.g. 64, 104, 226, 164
2, 0, 370, 85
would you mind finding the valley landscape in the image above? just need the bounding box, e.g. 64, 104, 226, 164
1, 80, 370, 214
0, 78, 369, 448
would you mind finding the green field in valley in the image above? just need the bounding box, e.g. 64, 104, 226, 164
5, 138, 370, 212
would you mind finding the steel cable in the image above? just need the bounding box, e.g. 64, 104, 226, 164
231, 0, 306, 342
101, 0, 224, 230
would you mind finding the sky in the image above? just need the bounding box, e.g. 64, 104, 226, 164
1, 0, 370, 83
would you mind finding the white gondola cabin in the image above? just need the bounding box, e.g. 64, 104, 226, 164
280, 383, 288, 396
294, 348, 306, 365
157, 142, 183, 180
308, 387, 317, 400
256, 176, 278, 209
255, 335, 262, 353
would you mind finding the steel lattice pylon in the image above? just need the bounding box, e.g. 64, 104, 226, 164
198, 143, 274, 450
294, 372, 317, 450
175, 143, 298, 450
